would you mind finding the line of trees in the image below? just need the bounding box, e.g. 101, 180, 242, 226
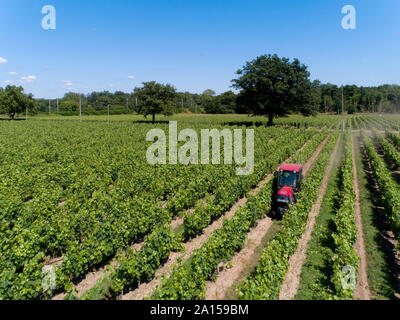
34, 88, 237, 116
2, 53, 400, 121
35, 81, 400, 120
310, 82, 400, 114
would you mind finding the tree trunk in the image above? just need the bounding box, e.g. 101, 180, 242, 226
152, 111, 156, 124
267, 114, 274, 126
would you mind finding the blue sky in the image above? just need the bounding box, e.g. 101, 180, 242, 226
0, 0, 399, 98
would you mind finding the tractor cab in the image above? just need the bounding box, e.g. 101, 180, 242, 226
273, 164, 304, 215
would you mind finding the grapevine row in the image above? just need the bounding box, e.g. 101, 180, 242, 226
0, 122, 289, 299
362, 132, 400, 242
236, 131, 339, 300
78, 129, 326, 299
327, 131, 359, 299
386, 130, 400, 149
149, 132, 333, 300
374, 131, 400, 168
182, 129, 317, 238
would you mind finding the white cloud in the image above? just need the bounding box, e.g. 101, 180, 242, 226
128, 75, 135, 79
4, 80, 13, 84
8, 71, 18, 76
0, 57, 8, 64
63, 80, 73, 87
21, 75, 37, 83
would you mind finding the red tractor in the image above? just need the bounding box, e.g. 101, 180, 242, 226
273, 164, 304, 215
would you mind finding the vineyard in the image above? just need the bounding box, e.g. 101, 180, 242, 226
1, 113, 400, 301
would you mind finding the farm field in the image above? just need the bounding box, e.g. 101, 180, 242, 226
1, 113, 400, 301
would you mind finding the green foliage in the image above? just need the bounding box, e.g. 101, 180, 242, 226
309, 84, 400, 114
152, 182, 275, 300
386, 131, 400, 148
237, 132, 339, 300
328, 132, 359, 299
232, 54, 316, 125
204, 91, 236, 114
133, 81, 177, 122
0, 119, 319, 300
60, 100, 79, 112
183, 128, 318, 238
374, 131, 400, 168
0, 85, 34, 119
363, 132, 400, 242
109, 224, 183, 296
151, 130, 331, 300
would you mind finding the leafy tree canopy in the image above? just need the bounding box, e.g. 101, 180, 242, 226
0, 85, 34, 119
204, 91, 236, 114
133, 81, 177, 123
232, 54, 317, 125
202, 89, 216, 96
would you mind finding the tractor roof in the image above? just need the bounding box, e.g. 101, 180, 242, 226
279, 164, 303, 173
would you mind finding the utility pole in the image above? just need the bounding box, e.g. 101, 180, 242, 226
49, 100, 51, 114
126, 97, 129, 110
136, 97, 138, 107
80, 95, 82, 122
341, 86, 345, 132
57, 98, 59, 113
108, 104, 110, 124
26, 106, 28, 121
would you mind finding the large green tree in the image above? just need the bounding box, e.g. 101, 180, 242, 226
232, 54, 316, 125
0, 85, 34, 119
134, 81, 177, 123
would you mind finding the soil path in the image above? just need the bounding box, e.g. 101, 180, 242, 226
352, 134, 371, 300
205, 135, 330, 300
122, 136, 319, 300
279, 135, 340, 300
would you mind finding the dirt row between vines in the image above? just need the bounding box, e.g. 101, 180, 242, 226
122, 135, 322, 300
204, 134, 331, 300
278, 135, 340, 300
352, 134, 371, 300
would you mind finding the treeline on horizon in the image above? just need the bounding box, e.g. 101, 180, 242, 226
33, 83, 400, 116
